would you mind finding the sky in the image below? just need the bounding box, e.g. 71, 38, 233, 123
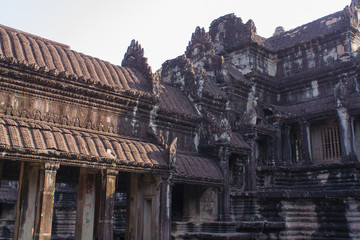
0, 0, 351, 71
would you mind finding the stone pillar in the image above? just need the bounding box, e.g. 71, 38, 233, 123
268, 136, 275, 165
126, 173, 139, 240
282, 125, 292, 165
75, 168, 97, 240
14, 162, 40, 240
218, 146, 231, 221
351, 117, 359, 161
159, 178, 171, 240
337, 107, 355, 160
0, 160, 3, 188
300, 121, 312, 164
34, 162, 60, 240
246, 137, 257, 190
96, 169, 118, 240
274, 124, 283, 166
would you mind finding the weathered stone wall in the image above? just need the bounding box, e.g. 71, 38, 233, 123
276, 33, 353, 78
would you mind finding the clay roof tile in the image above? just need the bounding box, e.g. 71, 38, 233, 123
175, 154, 223, 184
0, 24, 153, 93
0, 117, 167, 169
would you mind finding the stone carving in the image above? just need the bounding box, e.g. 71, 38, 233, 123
122, 40, 159, 95
200, 188, 217, 219
169, 137, 178, 168
334, 77, 358, 108
43, 162, 60, 171
209, 14, 258, 54
147, 129, 166, 147
2, 104, 116, 134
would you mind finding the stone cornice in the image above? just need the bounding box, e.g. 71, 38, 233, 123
0, 57, 205, 127
0, 151, 169, 175
0, 55, 156, 104
276, 61, 357, 91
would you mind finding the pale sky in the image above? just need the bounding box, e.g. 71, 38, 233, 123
0, 0, 351, 71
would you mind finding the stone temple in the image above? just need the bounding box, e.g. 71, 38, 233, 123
1, 0, 360, 239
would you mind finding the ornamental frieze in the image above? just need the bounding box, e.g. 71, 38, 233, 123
0, 91, 117, 134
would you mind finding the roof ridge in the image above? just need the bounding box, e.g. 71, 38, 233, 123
0, 24, 70, 50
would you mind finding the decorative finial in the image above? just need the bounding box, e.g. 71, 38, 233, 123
185, 26, 215, 58
122, 40, 158, 94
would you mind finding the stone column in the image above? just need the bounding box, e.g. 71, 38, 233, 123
14, 162, 40, 240
274, 124, 283, 166
351, 117, 359, 160
159, 178, 171, 240
96, 169, 118, 240
268, 137, 275, 165
300, 121, 312, 164
337, 107, 355, 160
75, 168, 97, 240
34, 162, 60, 240
218, 146, 231, 221
246, 137, 257, 190
0, 160, 3, 188
126, 173, 139, 240
282, 125, 292, 165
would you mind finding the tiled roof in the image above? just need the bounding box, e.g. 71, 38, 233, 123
223, 62, 251, 85
174, 153, 223, 184
204, 79, 227, 99
274, 96, 336, 117
230, 132, 250, 150
0, 24, 152, 93
159, 84, 200, 117
0, 117, 167, 169
263, 10, 347, 52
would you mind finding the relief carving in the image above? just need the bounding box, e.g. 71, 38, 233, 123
169, 137, 178, 168
201, 188, 217, 219
1, 102, 116, 134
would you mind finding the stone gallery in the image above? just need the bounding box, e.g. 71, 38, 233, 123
1, 0, 360, 239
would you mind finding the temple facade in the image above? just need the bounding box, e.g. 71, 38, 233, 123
1, 0, 360, 239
